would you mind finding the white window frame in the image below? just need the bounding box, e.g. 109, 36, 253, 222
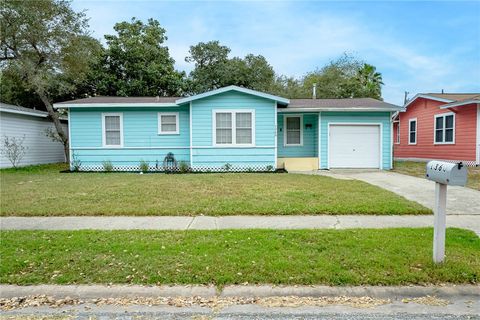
102, 112, 124, 148
434, 112, 455, 145
212, 109, 255, 147
395, 121, 400, 144
408, 118, 417, 145
284, 114, 303, 147
158, 112, 180, 135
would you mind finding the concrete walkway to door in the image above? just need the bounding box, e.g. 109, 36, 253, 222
302, 170, 480, 216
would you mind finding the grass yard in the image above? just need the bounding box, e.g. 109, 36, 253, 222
1, 228, 478, 286
0, 163, 430, 216
393, 161, 480, 190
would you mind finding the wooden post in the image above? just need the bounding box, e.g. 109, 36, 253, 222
433, 182, 447, 263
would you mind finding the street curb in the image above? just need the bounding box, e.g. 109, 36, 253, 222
221, 285, 480, 299
1, 285, 478, 300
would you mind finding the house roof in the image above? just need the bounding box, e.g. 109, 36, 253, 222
54, 86, 401, 111
282, 97, 401, 111
1, 102, 48, 117
403, 93, 480, 109
427, 93, 480, 102
175, 85, 290, 105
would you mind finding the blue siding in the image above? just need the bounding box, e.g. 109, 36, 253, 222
277, 113, 318, 157
70, 106, 190, 169
319, 112, 392, 169
191, 91, 276, 169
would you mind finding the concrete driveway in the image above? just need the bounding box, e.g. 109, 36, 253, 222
311, 170, 480, 215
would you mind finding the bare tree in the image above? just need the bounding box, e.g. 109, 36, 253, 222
1, 135, 28, 168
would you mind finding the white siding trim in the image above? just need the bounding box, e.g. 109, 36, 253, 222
189, 102, 193, 167
390, 112, 393, 170
433, 112, 455, 145
327, 122, 383, 170
101, 112, 124, 148
158, 112, 180, 135
283, 114, 303, 147
318, 112, 322, 169
212, 109, 256, 147
274, 102, 278, 169
68, 108, 72, 169
408, 118, 417, 145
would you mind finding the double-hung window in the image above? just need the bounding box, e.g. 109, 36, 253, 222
395, 122, 400, 144
284, 115, 303, 146
434, 113, 455, 144
408, 118, 417, 145
102, 113, 123, 147
158, 112, 179, 134
213, 110, 255, 146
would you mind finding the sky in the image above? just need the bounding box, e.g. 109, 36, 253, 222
72, 0, 480, 105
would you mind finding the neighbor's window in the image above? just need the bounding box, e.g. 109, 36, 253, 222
408, 119, 417, 145
434, 113, 455, 144
285, 115, 302, 146
214, 110, 254, 146
395, 122, 400, 144
103, 113, 123, 147
158, 112, 179, 134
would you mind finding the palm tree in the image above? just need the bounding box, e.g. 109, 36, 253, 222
357, 64, 384, 99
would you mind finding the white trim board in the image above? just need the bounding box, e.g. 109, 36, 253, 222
327, 122, 383, 170
55, 103, 178, 108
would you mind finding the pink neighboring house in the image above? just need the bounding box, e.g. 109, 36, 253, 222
393, 93, 480, 166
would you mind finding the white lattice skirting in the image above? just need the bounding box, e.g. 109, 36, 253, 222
73, 164, 276, 173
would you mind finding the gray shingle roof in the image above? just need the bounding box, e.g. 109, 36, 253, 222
56, 96, 180, 104
0, 102, 50, 116
55, 96, 401, 110
286, 97, 400, 109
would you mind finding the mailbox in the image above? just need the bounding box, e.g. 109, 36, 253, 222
426, 161, 467, 186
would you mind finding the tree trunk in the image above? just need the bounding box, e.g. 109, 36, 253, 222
37, 90, 70, 162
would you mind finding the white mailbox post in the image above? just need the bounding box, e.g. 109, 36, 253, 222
425, 161, 468, 263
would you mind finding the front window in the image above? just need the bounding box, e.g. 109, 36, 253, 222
103, 113, 123, 147
408, 119, 417, 145
214, 110, 254, 146
285, 115, 303, 146
435, 113, 455, 144
158, 112, 179, 134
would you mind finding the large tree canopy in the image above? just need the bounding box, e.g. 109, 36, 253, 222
92, 18, 186, 97
0, 0, 103, 159
186, 41, 275, 94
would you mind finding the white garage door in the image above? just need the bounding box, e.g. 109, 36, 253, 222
329, 125, 381, 168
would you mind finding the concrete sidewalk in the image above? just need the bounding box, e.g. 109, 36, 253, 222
1, 215, 479, 235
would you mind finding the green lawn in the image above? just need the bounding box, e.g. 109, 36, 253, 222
0, 163, 430, 216
393, 161, 480, 190
1, 228, 478, 286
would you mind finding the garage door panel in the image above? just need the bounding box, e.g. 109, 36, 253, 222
329, 125, 380, 168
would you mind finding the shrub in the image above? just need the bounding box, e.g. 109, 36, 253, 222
178, 161, 190, 173
102, 160, 113, 172
266, 165, 274, 172
223, 163, 232, 172
1, 135, 28, 168
139, 160, 149, 172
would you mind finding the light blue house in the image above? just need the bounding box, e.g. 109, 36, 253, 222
55, 86, 402, 171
